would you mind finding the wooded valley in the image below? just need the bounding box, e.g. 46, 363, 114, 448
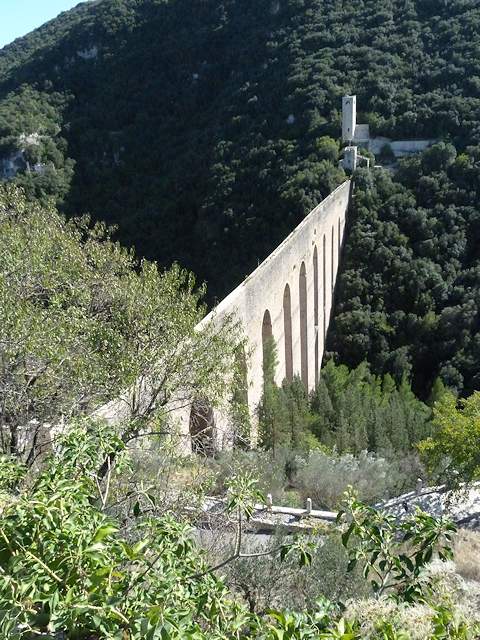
1, 0, 480, 637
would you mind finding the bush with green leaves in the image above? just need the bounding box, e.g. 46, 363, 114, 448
293, 449, 418, 510
207, 448, 289, 503
1, 422, 477, 639
0, 422, 249, 639
222, 530, 369, 614
338, 489, 457, 603
344, 598, 479, 640
0, 185, 239, 464
419, 390, 480, 486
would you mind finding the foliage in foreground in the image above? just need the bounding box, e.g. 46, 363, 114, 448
1, 425, 478, 640
338, 491, 456, 602
0, 185, 238, 464
0, 423, 248, 639
419, 390, 480, 486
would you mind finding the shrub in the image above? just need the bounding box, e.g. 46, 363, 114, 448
339, 489, 456, 602
207, 449, 289, 503
221, 531, 369, 613
419, 391, 480, 486
293, 449, 419, 509
344, 560, 480, 639
454, 529, 480, 583
0, 424, 248, 639
0, 185, 239, 465
379, 143, 396, 164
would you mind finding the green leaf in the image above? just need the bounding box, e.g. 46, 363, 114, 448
341, 523, 355, 548
93, 524, 118, 543
132, 539, 150, 557
399, 554, 414, 573
347, 558, 357, 572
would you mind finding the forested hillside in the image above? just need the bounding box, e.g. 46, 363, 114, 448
1, 0, 480, 396
3, 3, 480, 633
328, 144, 480, 397
1, 0, 480, 300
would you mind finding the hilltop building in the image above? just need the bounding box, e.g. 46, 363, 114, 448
339, 145, 370, 172
341, 95, 436, 159
342, 96, 370, 145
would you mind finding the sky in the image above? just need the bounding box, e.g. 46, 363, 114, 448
0, 0, 86, 49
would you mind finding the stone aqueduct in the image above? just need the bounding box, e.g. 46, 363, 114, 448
187, 179, 353, 450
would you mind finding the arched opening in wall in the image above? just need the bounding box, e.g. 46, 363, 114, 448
322, 235, 327, 342
262, 309, 273, 373
313, 246, 319, 386
338, 218, 342, 258
283, 285, 293, 382
299, 262, 308, 388
331, 225, 335, 293
231, 345, 251, 449
262, 309, 278, 396
189, 398, 215, 456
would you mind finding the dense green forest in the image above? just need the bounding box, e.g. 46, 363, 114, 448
328, 145, 480, 397
1, 0, 480, 397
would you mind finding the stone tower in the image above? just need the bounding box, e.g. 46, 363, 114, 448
342, 95, 357, 142
342, 146, 358, 172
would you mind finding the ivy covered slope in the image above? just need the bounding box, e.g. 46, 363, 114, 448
1, 0, 480, 300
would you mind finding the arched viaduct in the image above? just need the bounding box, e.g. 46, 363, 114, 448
96, 179, 352, 451
192, 179, 352, 449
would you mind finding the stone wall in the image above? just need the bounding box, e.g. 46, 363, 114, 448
197, 180, 352, 446
369, 137, 436, 157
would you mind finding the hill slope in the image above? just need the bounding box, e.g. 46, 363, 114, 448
2, 0, 480, 396
1, 0, 480, 300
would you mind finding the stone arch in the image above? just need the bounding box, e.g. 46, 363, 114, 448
331, 224, 335, 292
231, 345, 250, 448
283, 284, 293, 382
262, 309, 273, 372
313, 246, 319, 386
322, 234, 327, 342
299, 262, 308, 387
234, 345, 249, 406
190, 398, 215, 456
338, 217, 341, 259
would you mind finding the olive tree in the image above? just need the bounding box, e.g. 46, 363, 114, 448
0, 185, 239, 464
